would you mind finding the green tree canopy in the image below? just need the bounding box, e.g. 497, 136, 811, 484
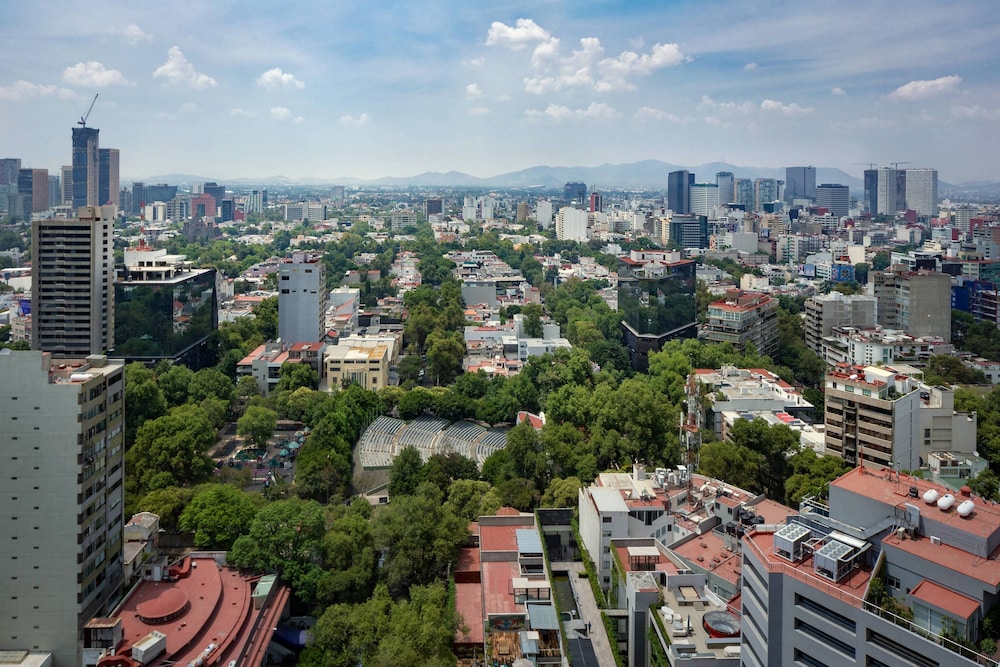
237, 405, 278, 448
126, 404, 218, 496
178, 484, 264, 549
388, 446, 424, 498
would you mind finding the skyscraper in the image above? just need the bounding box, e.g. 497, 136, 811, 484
278, 253, 327, 342
668, 170, 692, 214
716, 171, 734, 206
18, 167, 49, 212
689, 183, 719, 217
61, 165, 73, 205
754, 178, 779, 210
815, 183, 850, 218
0, 350, 125, 667
904, 168, 938, 217
734, 178, 754, 209
203, 182, 226, 215
0, 157, 21, 185
72, 126, 99, 208
589, 191, 604, 213
32, 205, 116, 355
564, 182, 587, 205
48, 173, 61, 208
98, 147, 120, 206
784, 165, 816, 202
131, 181, 145, 215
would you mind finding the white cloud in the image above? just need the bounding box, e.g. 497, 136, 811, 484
123, 24, 153, 44
744, 62, 758, 71
153, 47, 217, 89
595, 42, 687, 91
256, 68, 304, 92
468, 106, 491, 116
230, 108, 257, 118
465, 57, 485, 67
700, 95, 754, 114
526, 102, 620, 122
531, 37, 561, 68
0, 80, 76, 101
339, 113, 370, 126
705, 116, 731, 127
486, 18, 550, 49
178, 102, 199, 113
887, 75, 961, 101
271, 106, 291, 120
951, 104, 1000, 121
760, 98, 814, 116
466, 83, 482, 100
63, 61, 130, 87
832, 87, 846, 95
635, 106, 686, 123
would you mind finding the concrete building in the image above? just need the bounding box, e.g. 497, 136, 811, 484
753, 178, 779, 211
823, 365, 921, 469
815, 183, 850, 218
803, 291, 877, 353
690, 183, 720, 217
535, 200, 553, 229
905, 168, 939, 217
32, 205, 116, 355
820, 326, 953, 368
872, 267, 952, 341
112, 245, 218, 369
741, 466, 1000, 667
278, 253, 327, 343
72, 126, 100, 208
668, 214, 708, 249
784, 166, 816, 202
734, 178, 754, 209
98, 148, 119, 207
390, 209, 418, 231
694, 367, 815, 438
61, 165, 73, 206
236, 340, 303, 396
0, 351, 125, 667
555, 206, 589, 241
704, 289, 779, 356
323, 341, 389, 391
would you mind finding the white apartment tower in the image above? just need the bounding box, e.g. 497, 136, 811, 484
0, 350, 126, 667
905, 168, 939, 217
535, 200, 553, 229
555, 206, 589, 242
32, 205, 116, 356
278, 253, 327, 343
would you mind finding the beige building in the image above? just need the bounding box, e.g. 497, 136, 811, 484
0, 351, 125, 666
324, 343, 389, 391
872, 266, 952, 341
803, 291, 877, 353
31, 205, 116, 355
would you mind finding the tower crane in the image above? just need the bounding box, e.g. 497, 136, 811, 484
891, 161, 910, 170
78, 93, 99, 128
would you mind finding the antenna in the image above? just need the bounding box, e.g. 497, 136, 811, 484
78, 93, 99, 128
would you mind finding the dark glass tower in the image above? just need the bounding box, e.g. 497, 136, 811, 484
668, 170, 691, 214
72, 127, 99, 208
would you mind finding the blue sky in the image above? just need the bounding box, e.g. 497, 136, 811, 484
2, 0, 998, 183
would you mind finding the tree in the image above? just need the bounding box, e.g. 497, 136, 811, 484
178, 484, 264, 549
227, 498, 327, 605
924, 354, 987, 386
541, 477, 584, 509
188, 367, 235, 403
276, 361, 318, 392
124, 376, 168, 445
784, 450, 851, 506
237, 406, 278, 448
126, 405, 218, 495
425, 330, 465, 386
729, 418, 801, 502
521, 302, 544, 338
872, 251, 891, 271
421, 452, 479, 494
388, 446, 424, 497
698, 441, 765, 493
135, 486, 194, 532
445, 479, 503, 521
317, 501, 379, 605
968, 469, 1000, 502
158, 363, 194, 407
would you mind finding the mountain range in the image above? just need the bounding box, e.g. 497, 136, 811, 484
138, 160, 996, 192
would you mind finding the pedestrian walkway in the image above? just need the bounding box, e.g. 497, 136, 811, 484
552, 560, 618, 667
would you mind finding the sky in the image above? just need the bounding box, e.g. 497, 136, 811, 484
2, 0, 999, 184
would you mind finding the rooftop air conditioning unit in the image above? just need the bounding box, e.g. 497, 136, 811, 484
930, 536, 941, 545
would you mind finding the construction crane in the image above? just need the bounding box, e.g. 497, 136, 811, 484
78, 93, 99, 128
853, 162, 878, 170
890, 161, 910, 170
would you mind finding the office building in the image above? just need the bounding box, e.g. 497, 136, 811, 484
244, 189, 263, 214
424, 196, 443, 217
563, 181, 587, 205
803, 291, 877, 353
190, 193, 216, 221
129, 182, 144, 215
742, 465, 1000, 667
815, 183, 850, 218
18, 167, 49, 212
689, 183, 719, 217
753, 178, 779, 211
905, 168, 939, 217
733, 178, 754, 210
112, 245, 218, 369
143, 183, 177, 205
98, 148, 119, 206
278, 253, 327, 343
323, 341, 389, 391
667, 170, 692, 214
515, 202, 531, 222
61, 165, 73, 205
555, 206, 589, 241
668, 213, 707, 249
704, 288, 779, 356
0, 157, 21, 185
784, 166, 816, 202
32, 206, 116, 355
716, 171, 734, 206
618, 250, 697, 371
589, 191, 604, 213
872, 267, 952, 340
48, 173, 61, 208
865, 166, 905, 216
202, 182, 225, 215
0, 350, 125, 667
72, 126, 100, 208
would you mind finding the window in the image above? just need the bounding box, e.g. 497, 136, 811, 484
794, 649, 829, 667
795, 619, 854, 658
886, 574, 901, 590
796, 594, 856, 631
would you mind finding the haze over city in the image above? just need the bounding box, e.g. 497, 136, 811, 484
2, 0, 999, 184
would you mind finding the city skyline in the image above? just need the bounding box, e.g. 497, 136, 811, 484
1, 1, 999, 183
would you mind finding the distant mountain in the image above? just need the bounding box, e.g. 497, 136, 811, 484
133, 161, 867, 191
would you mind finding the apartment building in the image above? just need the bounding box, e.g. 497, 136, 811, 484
704, 289, 779, 356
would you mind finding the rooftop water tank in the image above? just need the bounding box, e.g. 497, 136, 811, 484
923, 489, 940, 505
937, 494, 956, 511
958, 500, 976, 518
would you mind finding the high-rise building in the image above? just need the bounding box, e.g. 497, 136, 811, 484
278, 253, 327, 343
32, 205, 116, 355
866, 166, 902, 216
716, 171, 734, 206
191, 193, 217, 220
515, 202, 531, 222
555, 206, 589, 241
734, 178, 754, 209
618, 250, 697, 371
815, 183, 850, 218
245, 189, 263, 214
753, 178, 779, 211
689, 183, 719, 217
18, 167, 49, 212
113, 245, 218, 369
563, 182, 587, 205
130, 182, 145, 215
60, 165, 73, 205
784, 165, 816, 202
535, 200, 553, 229
0, 157, 22, 185
905, 168, 938, 217
803, 291, 877, 353
872, 267, 952, 340
667, 170, 692, 214
863, 168, 878, 214
98, 147, 119, 206
0, 350, 125, 667
704, 289, 779, 356
424, 197, 444, 218
143, 183, 177, 204
72, 126, 100, 208
669, 214, 708, 249
203, 182, 225, 215
48, 173, 61, 208
589, 191, 604, 213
